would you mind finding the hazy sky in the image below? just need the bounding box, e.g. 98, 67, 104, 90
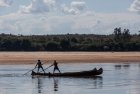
0, 0, 140, 35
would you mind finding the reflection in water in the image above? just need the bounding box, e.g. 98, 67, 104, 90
123, 64, 130, 70
52, 76, 103, 91
92, 76, 103, 89
32, 76, 103, 93
53, 78, 58, 91
32, 76, 45, 94
123, 64, 130, 67
32, 76, 60, 93
114, 64, 130, 70
114, 65, 122, 70
37, 77, 42, 93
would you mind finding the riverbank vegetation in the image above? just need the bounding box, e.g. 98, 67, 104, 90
0, 27, 140, 51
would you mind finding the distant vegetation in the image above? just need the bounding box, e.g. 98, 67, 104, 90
0, 27, 140, 51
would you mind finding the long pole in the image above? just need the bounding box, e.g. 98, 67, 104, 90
40, 65, 53, 72
44, 65, 52, 70
23, 60, 49, 75
23, 67, 36, 75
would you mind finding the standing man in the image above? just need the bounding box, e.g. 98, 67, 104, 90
53, 60, 61, 73
49, 60, 61, 73
35, 60, 45, 73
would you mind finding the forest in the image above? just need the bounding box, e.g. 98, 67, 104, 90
0, 27, 140, 51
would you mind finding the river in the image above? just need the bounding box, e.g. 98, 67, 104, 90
0, 63, 140, 94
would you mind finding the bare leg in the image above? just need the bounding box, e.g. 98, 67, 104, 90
57, 68, 61, 73
41, 66, 45, 73
38, 68, 40, 73
53, 68, 56, 74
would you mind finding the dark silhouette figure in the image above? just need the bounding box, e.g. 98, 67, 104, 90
53, 78, 58, 91
37, 77, 42, 93
35, 60, 45, 73
50, 60, 61, 73
53, 60, 61, 73
32, 76, 44, 94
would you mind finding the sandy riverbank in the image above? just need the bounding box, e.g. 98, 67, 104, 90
0, 52, 139, 64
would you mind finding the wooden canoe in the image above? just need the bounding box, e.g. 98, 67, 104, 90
31, 68, 103, 77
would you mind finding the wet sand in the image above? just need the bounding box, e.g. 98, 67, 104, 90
0, 52, 139, 64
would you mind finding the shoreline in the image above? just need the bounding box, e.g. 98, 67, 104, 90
0, 52, 139, 64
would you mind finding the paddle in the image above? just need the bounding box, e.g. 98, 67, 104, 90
23, 67, 36, 75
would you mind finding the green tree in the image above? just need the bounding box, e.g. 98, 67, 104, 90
113, 27, 122, 43
45, 42, 59, 51
21, 39, 32, 51
122, 29, 131, 42
60, 39, 71, 51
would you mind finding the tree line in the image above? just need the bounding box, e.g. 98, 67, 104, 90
0, 27, 140, 51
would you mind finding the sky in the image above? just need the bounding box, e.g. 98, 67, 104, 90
0, 0, 140, 35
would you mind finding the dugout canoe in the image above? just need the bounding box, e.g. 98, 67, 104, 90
31, 68, 103, 77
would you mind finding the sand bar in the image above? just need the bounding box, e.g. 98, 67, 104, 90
0, 52, 139, 64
